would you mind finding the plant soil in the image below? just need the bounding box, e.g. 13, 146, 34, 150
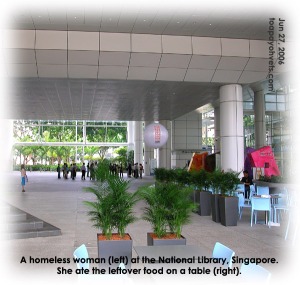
98, 233, 131, 241
150, 233, 181, 240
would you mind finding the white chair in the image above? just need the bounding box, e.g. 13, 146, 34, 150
272, 192, 289, 223
73, 244, 89, 270
238, 193, 251, 219
250, 197, 271, 227
256, 186, 269, 196
212, 242, 235, 268
240, 262, 271, 282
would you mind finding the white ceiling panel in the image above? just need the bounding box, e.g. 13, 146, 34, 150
66, 9, 85, 25
156, 68, 186, 81
131, 34, 162, 53
217, 57, 249, 70
98, 66, 128, 80
130, 53, 161, 67
192, 37, 221, 56
99, 52, 130, 66
6, 63, 38, 77
250, 40, 269, 58
4, 49, 36, 64
68, 31, 99, 51
31, 12, 50, 25
68, 65, 98, 79
100, 33, 130, 52
38, 65, 68, 78
221, 38, 250, 57
36, 50, 67, 65
184, 69, 215, 82
159, 54, 191, 68
68, 51, 99, 65
3, 30, 35, 49
238, 71, 268, 84
36, 30, 67, 50
48, 11, 67, 25
162, 35, 192, 54
4, 7, 289, 121
189, 55, 220, 69
244, 58, 269, 72
127, 67, 158, 80
211, 70, 242, 83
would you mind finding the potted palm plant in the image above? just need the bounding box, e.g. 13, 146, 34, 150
190, 169, 212, 216
138, 181, 196, 246
218, 170, 240, 226
83, 160, 139, 269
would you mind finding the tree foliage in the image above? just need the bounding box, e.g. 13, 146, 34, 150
13, 120, 127, 165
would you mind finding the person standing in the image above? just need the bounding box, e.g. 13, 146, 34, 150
81, 162, 86, 180
127, 163, 132, 178
119, 163, 123, 177
241, 170, 253, 199
139, 163, 144, 179
90, 162, 95, 181
57, 163, 61, 179
20, 164, 27, 192
134, 163, 138, 178
86, 162, 90, 177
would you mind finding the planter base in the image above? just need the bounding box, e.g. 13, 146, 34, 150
147, 232, 186, 246
219, 196, 239, 226
97, 233, 132, 270
198, 191, 212, 216
211, 194, 221, 223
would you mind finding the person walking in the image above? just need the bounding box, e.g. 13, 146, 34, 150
81, 162, 86, 180
20, 164, 27, 192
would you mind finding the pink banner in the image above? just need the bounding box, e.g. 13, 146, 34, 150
249, 146, 280, 177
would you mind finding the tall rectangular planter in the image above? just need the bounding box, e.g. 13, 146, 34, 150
97, 233, 132, 270
211, 194, 221, 223
218, 196, 239, 226
147, 232, 186, 246
198, 191, 212, 216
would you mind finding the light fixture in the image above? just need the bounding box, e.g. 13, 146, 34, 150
144, 123, 168, 148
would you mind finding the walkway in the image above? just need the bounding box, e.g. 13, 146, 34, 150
1, 171, 297, 285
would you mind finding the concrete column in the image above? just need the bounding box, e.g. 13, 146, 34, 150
214, 106, 220, 153
220, 84, 244, 172
144, 121, 154, 175
134, 121, 143, 165
214, 106, 221, 169
254, 90, 266, 149
158, 120, 172, 169
127, 121, 134, 152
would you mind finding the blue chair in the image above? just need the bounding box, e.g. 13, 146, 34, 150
73, 244, 89, 270
256, 186, 269, 195
240, 262, 271, 281
251, 197, 271, 227
272, 192, 289, 223
238, 193, 251, 219
236, 184, 245, 192
212, 242, 235, 268
245, 184, 255, 205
